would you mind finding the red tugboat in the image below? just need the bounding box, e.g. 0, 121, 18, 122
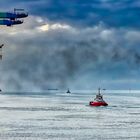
89, 88, 108, 106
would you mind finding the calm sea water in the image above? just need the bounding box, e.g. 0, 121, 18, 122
0, 90, 140, 140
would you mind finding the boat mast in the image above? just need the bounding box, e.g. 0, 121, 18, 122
98, 88, 101, 95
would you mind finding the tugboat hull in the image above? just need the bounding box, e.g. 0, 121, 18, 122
89, 101, 108, 106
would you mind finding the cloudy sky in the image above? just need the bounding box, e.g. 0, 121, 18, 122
0, 0, 140, 91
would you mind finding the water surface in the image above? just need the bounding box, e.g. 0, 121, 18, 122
0, 91, 140, 140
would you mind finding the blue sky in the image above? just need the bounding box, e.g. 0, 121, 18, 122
1, 0, 140, 28
0, 0, 140, 91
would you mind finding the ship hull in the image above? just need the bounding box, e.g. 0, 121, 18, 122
89, 101, 108, 106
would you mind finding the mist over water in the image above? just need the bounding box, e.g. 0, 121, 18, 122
1, 22, 140, 91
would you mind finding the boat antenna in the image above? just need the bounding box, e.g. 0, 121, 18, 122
98, 88, 101, 95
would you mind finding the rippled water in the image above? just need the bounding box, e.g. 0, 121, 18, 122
0, 91, 140, 140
